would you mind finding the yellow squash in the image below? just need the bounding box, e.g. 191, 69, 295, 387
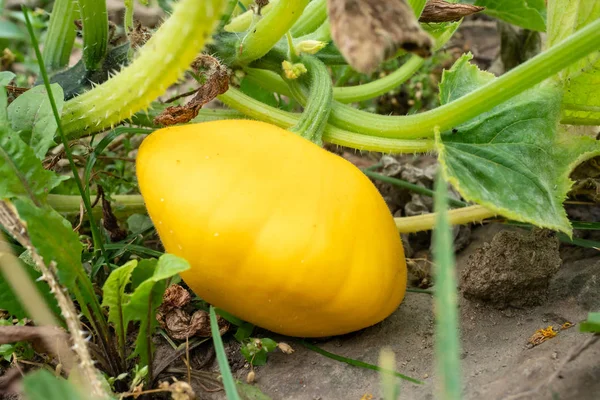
136, 120, 407, 337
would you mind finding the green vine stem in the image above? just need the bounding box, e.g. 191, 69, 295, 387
290, 0, 327, 37
217, 86, 434, 153
395, 205, 495, 233
47, 194, 146, 217
334, 55, 424, 103
288, 56, 332, 144
236, 0, 310, 65
77, 0, 108, 71
327, 17, 600, 139
224, 0, 278, 32
245, 54, 424, 104
42, 0, 78, 72
61, 0, 226, 138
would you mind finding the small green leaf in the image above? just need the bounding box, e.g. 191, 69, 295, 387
0, 124, 65, 203
102, 260, 137, 351
474, 0, 546, 31
12, 199, 84, 288
437, 53, 600, 235
260, 338, 278, 352
0, 71, 15, 86
548, 1, 600, 124
22, 369, 85, 400
126, 214, 153, 234
7, 84, 64, 159
580, 312, 600, 333
123, 254, 190, 367
234, 322, 255, 342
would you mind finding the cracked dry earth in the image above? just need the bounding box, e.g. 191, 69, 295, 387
198, 223, 600, 400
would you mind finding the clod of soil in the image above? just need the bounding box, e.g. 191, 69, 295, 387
460, 229, 561, 308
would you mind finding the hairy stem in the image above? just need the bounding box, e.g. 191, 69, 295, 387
288, 56, 332, 144
290, 0, 327, 37
236, 0, 310, 65
77, 0, 108, 71
42, 0, 78, 72
62, 0, 226, 138
224, 0, 278, 32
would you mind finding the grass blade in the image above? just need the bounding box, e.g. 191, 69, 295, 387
432, 174, 462, 400
210, 306, 241, 400
301, 340, 422, 385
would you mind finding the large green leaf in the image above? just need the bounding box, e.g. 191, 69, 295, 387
22, 369, 84, 400
474, 0, 546, 31
12, 199, 84, 288
7, 84, 64, 159
548, 0, 600, 124
101, 260, 137, 351
436, 54, 600, 235
123, 254, 190, 366
0, 79, 65, 202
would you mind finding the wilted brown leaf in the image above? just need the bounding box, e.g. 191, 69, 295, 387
328, 0, 433, 74
154, 55, 229, 126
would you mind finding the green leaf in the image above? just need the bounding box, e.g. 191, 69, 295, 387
123, 254, 190, 367
0, 71, 15, 86
436, 54, 600, 235
0, 254, 60, 320
474, 0, 546, 31
101, 260, 137, 351
126, 214, 153, 234
130, 258, 157, 289
7, 84, 64, 159
22, 369, 84, 400
548, 1, 600, 124
580, 312, 600, 333
12, 199, 84, 288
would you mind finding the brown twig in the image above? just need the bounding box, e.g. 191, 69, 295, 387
419, 0, 484, 23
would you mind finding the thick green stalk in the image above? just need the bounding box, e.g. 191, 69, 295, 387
244, 68, 294, 97
236, 0, 310, 65
42, 0, 78, 71
77, 0, 108, 71
328, 17, 600, 139
47, 194, 146, 217
288, 56, 332, 144
218, 87, 434, 153
290, 0, 327, 37
62, 0, 225, 138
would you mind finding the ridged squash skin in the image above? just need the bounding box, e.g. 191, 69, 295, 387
136, 120, 407, 337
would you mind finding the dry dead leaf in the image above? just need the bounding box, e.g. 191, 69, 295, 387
328, 0, 433, 74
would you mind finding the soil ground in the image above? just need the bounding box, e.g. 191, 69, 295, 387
221, 223, 599, 400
